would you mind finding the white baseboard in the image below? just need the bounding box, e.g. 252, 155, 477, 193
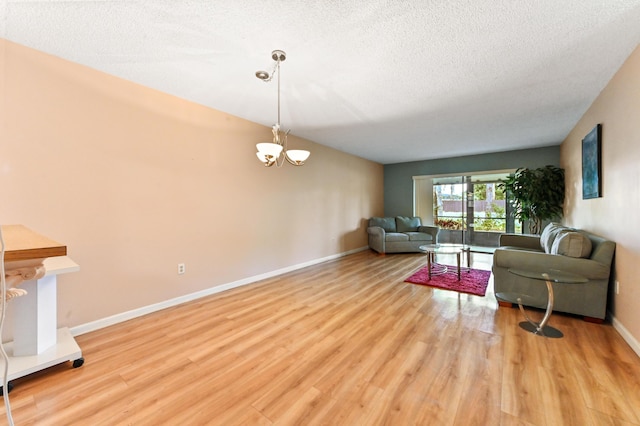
610, 314, 640, 358
71, 246, 369, 337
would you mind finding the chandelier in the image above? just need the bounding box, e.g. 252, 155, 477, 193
255, 50, 310, 167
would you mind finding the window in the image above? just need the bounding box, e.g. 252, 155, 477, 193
415, 170, 520, 247
433, 177, 466, 231
471, 182, 509, 233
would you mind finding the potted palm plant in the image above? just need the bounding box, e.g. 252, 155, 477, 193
498, 165, 565, 234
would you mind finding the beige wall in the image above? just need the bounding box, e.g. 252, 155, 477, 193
0, 40, 383, 336
561, 44, 640, 346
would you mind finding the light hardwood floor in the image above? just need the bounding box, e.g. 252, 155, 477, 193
2, 250, 639, 425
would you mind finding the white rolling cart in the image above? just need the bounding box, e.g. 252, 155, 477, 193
1, 225, 84, 394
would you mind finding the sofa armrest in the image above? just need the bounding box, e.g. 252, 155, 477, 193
499, 233, 541, 250
367, 226, 385, 253
367, 226, 385, 236
493, 248, 611, 280
417, 225, 439, 243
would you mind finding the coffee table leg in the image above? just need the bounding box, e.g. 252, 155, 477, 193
456, 252, 461, 280
427, 252, 432, 280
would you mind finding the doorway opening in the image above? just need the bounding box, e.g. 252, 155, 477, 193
414, 170, 519, 247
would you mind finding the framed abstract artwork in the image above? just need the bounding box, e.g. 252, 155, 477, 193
582, 124, 602, 199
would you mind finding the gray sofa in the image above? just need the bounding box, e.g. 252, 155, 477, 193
493, 223, 616, 321
367, 216, 438, 253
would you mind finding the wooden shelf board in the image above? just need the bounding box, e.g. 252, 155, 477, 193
1, 224, 67, 262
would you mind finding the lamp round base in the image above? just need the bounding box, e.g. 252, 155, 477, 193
519, 321, 563, 338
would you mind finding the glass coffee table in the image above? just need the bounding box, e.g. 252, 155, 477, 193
497, 269, 588, 338
418, 243, 471, 280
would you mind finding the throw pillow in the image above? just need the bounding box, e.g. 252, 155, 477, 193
542, 223, 569, 254
551, 231, 593, 258
540, 222, 560, 251
396, 216, 421, 232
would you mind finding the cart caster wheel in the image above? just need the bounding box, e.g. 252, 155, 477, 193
72, 358, 85, 368
0, 382, 13, 395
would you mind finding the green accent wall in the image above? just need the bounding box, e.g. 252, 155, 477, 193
383, 146, 561, 217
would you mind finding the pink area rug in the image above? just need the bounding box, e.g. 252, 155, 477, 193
404, 264, 491, 297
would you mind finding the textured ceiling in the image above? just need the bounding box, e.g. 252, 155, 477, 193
2, 1, 640, 164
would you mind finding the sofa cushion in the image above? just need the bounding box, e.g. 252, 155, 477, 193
406, 232, 433, 242
551, 231, 593, 258
370, 217, 396, 233
385, 232, 409, 242
396, 216, 421, 232
541, 223, 569, 254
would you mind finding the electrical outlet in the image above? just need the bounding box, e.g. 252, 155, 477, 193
615, 280, 620, 294
178, 263, 186, 275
